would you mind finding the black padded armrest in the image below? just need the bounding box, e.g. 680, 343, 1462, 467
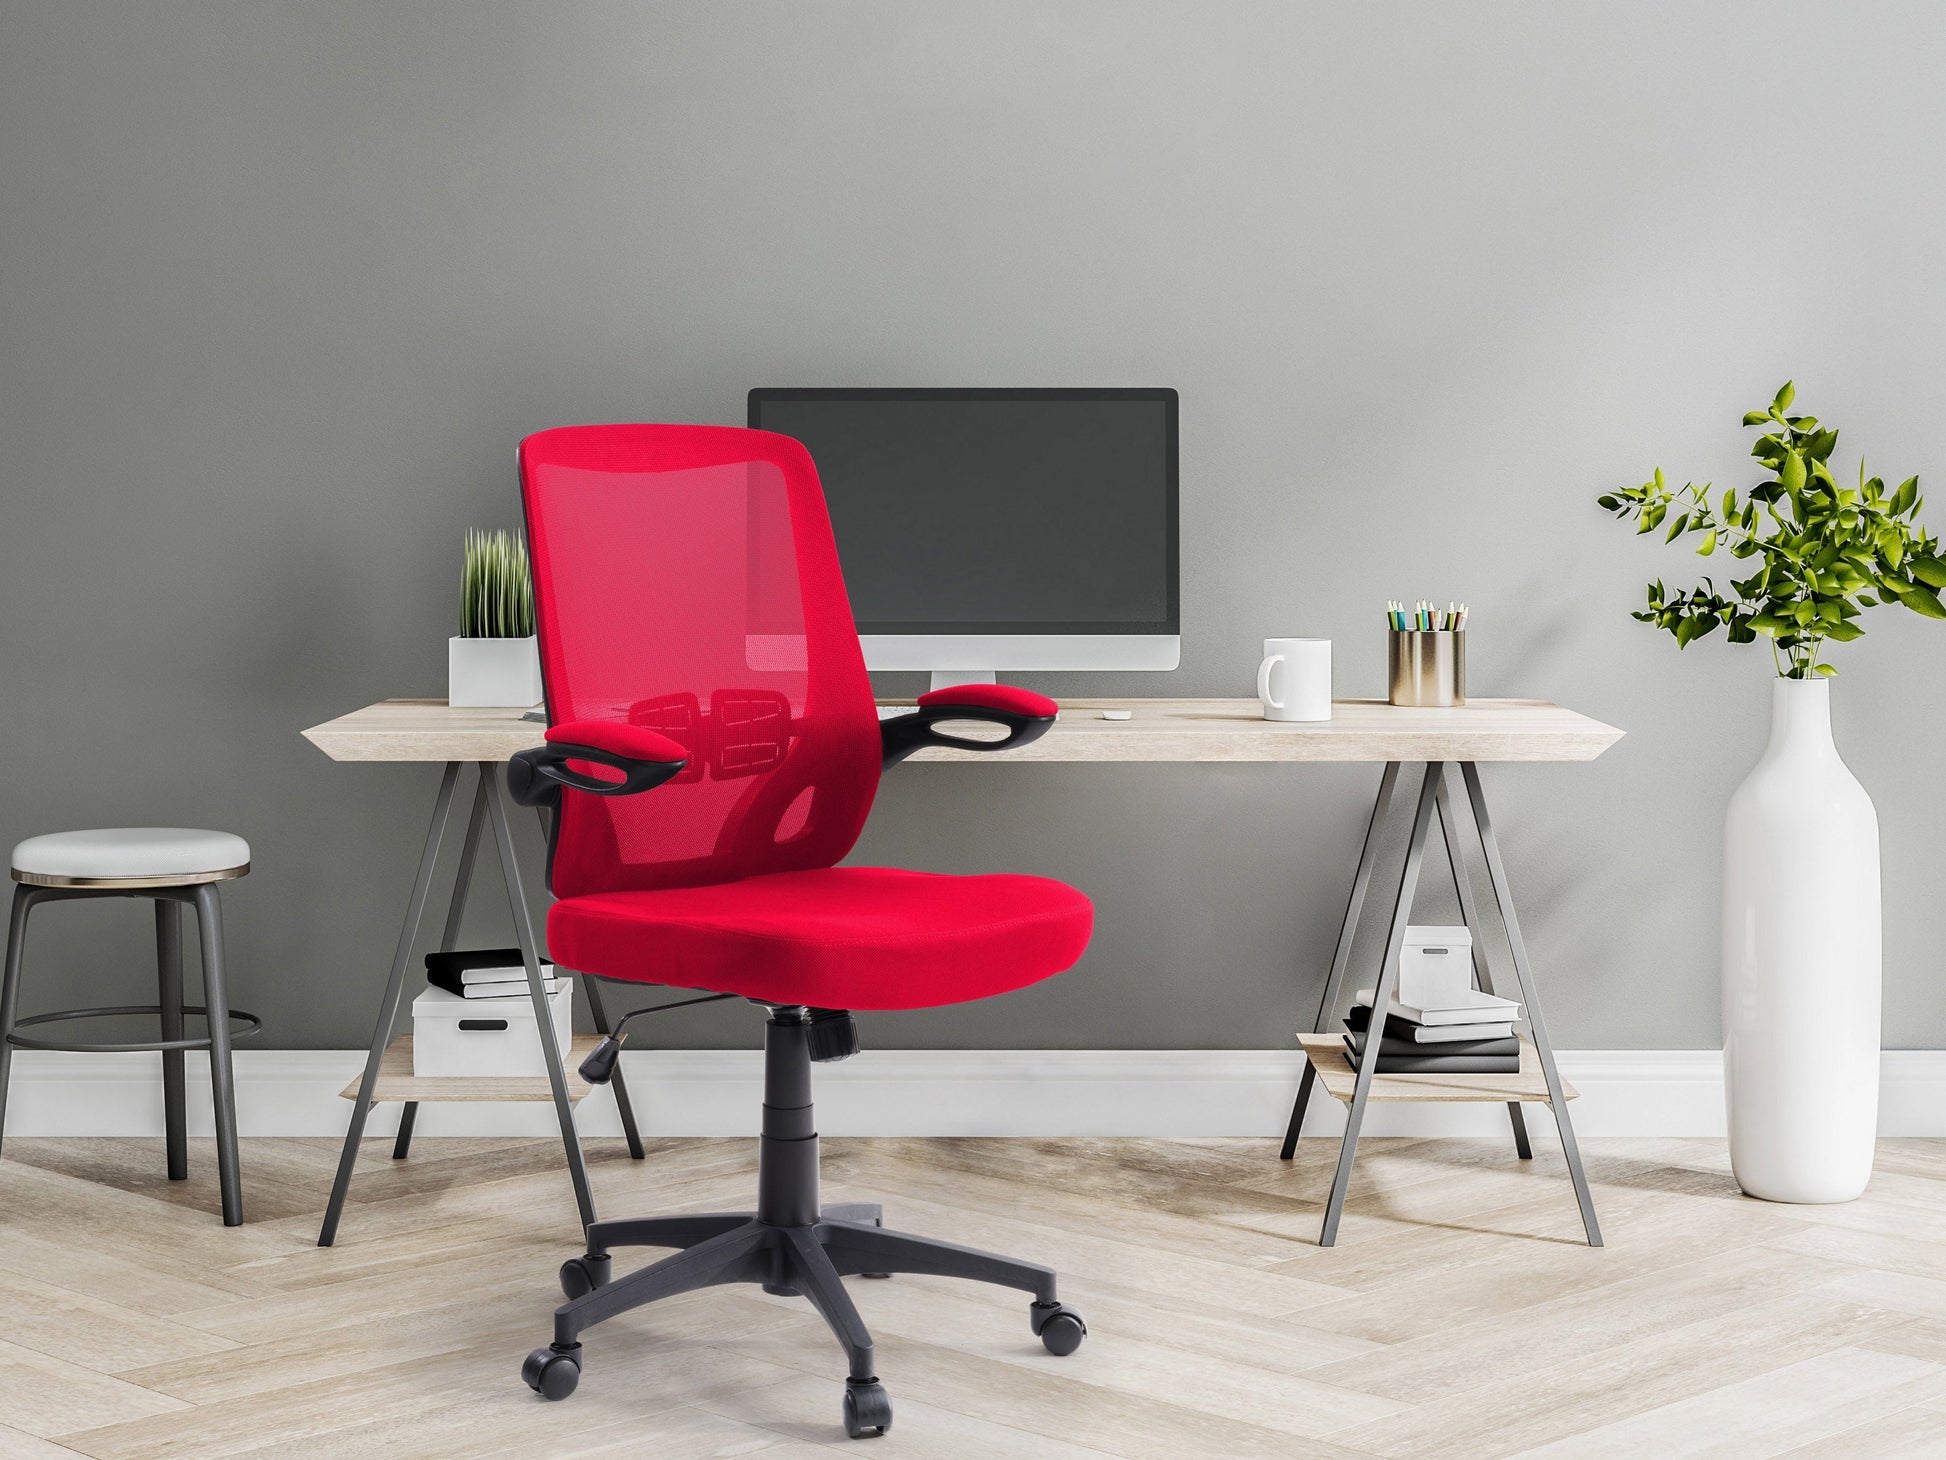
508, 720, 690, 808
880, 687, 1059, 770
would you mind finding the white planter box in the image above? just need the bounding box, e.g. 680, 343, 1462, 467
448, 636, 542, 708
412, 983, 572, 1078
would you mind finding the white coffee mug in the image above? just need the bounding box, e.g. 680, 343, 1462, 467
1257, 638, 1331, 722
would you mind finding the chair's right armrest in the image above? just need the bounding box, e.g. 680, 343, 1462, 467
879, 686, 1059, 769
508, 720, 690, 808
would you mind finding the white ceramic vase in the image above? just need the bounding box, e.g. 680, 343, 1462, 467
1721, 677, 1880, 1203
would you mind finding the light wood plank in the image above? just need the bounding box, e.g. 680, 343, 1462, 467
1306, 1240, 1852, 1402
1777, 1404, 1946, 1459
705, 1370, 1128, 1458
336, 1034, 598, 1104
1501, 1346, 1946, 1459
0, 1340, 188, 1439
230, 1402, 813, 1460
302, 697, 1624, 764
710, 1328, 1379, 1460
741, 1270, 1406, 1439
0, 1268, 236, 1376
819, 1139, 1320, 1267
0, 1423, 98, 1460
62, 1336, 806, 1460
1817, 1266, 1946, 1322
799, 1185, 1356, 1318
0, 1226, 261, 1318
1330, 1290, 1912, 1458
1298, 1032, 1577, 1103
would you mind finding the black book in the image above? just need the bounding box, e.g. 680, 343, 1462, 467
1341, 1035, 1520, 1074
425, 947, 559, 1000
426, 947, 550, 976
1344, 1005, 1518, 1057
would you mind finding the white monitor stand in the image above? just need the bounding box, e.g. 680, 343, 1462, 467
858, 634, 1181, 693
928, 669, 998, 692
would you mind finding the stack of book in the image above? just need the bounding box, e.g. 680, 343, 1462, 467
425, 947, 562, 1000
1344, 986, 1522, 1073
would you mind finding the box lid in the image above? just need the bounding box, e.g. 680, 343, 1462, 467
412, 984, 569, 1020
1403, 924, 1472, 947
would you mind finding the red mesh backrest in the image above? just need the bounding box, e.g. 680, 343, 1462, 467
518, 424, 882, 897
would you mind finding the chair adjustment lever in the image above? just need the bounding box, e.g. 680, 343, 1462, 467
577, 991, 737, 1084
806, 1009, 860, 1063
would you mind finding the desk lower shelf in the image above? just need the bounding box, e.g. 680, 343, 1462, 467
1297, 1033, 1576, 1104
340, 1033, 601, 1104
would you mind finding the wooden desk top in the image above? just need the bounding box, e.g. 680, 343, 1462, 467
302, 697, 1622, 764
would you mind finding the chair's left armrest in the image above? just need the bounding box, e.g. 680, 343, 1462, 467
508, 720, 690, 807
880, 685, 1060, 769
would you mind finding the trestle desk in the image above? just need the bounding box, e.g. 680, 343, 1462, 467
302, 696, 1621, 1247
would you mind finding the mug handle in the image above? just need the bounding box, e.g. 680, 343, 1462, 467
1256, 653, 1286, 710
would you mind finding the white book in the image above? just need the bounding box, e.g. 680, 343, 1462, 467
460, 963, 554, 984
1404, 1020, 1515, 1044
459, 977, 563, 1000
1344, 1006, 1516, 1043
1355, 987, 1521, 1027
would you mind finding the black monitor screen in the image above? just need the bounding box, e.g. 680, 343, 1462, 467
748, 389, 1178, 634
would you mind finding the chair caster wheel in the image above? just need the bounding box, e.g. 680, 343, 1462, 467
843, 1378, 892, 1438
1031, 1301, 1087, 1356
521, 1343, 582, 1400
559, 1254, 610, 1300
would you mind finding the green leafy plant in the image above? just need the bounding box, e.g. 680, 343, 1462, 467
1598, 382, 1945, 678
458, 528, 535, 639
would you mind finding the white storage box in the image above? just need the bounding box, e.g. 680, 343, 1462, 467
412, 983, 573, 1078
1396, 925, 1473, 1010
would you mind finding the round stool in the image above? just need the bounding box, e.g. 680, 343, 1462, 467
2, 828, 260, 1225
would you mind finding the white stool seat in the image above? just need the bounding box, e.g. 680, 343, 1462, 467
11, 828, 251, 887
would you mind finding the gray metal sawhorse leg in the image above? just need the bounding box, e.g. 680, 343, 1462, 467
1277, 760, 1600, 1248
318, 761, 643, 1246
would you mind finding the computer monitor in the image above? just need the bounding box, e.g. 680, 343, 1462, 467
747, 388, 1179, 690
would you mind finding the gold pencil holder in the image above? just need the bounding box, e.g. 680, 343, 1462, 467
1388, 629, 1465, 707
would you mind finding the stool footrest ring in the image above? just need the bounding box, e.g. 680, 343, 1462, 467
5, 1004, 264, 1054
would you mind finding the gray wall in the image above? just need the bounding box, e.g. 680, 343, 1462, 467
5, 1, 1945, 1052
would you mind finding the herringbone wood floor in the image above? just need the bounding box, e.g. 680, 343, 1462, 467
4, 1133, 1946, 1458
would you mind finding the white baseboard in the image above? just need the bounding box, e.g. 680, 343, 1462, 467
5, 1048, 1945, 1140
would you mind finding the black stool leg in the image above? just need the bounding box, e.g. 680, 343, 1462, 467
391, 1102, 418, 1160
192, 885, 243, 1226
0, 886, 37, 1161
156, 899, 188, 1182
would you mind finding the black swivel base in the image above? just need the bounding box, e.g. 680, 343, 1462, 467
521, 1009, 1087, 1439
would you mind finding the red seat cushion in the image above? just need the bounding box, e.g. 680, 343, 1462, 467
547, 868, 1093, 1011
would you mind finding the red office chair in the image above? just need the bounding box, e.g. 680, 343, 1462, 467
509, 424, 1093, 1438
